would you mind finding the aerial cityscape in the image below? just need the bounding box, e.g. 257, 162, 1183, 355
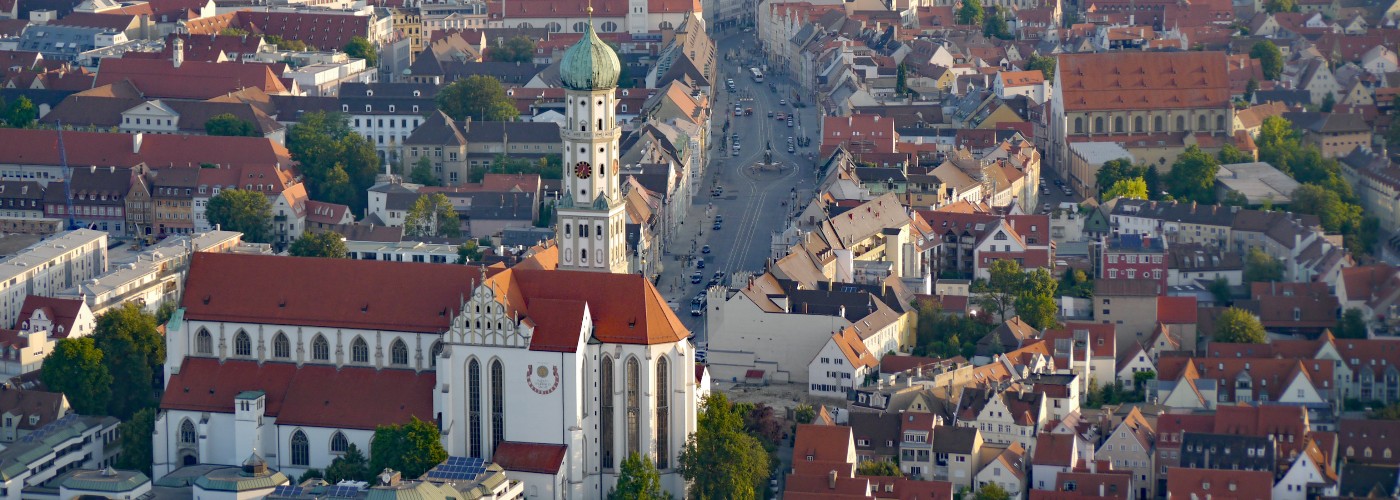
0, 0, 1394, 498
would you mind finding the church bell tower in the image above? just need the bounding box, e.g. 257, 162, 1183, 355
555, 8, 628, 274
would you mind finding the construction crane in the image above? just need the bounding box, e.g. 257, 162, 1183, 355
56, 122, 77, 230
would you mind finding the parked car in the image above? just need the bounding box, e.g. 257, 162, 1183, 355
696, 259, 706, 269
713, 221, 723, 230
702, 245, 711, 253
691, 272, 702, 284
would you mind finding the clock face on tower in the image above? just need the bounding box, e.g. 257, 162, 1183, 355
574, 161, 592, 179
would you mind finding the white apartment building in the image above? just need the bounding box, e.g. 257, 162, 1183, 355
0, 230, 108, 329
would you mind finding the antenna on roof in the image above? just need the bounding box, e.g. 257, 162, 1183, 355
56, 122, 77, 231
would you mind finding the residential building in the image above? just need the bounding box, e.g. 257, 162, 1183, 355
1094, 407, 1156, 499
0, 414, 121, 499
1093, 279, 1162, 356
340, 82, 436, 161
1284, 111, 1373, 158
975, 443, 1028, 499
0, 296, 94, 380
1100, 234, 1168, 288
956, 385, 1045, 455
0, 229, 107, 330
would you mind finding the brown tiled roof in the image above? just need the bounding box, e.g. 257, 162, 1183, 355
1057, 51, 1230, 112
234, 11, 370, 51
492, 442, 567, 474
1167, 468, 1273, 499
793, 423, 854, 466
0, 128, 292, 170
162, 357, 434, 430
1245, 281, 1339, 328
483, 268, 689, 346
1156, 296, 1198, 324
832, 327, 878, 369
94, 58, 288, 100
15, 296, 85, 337
1338, 418, 1400, 466
0, 389, 67, 430
181, 253, 488, 333
1034, 432, 1077, 467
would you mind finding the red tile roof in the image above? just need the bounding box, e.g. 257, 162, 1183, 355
1214, 405, 1311, 458
492, 442, 567, 474
181, 253, 489, 333
94, 58, 288, 99
1156, 296, 1198, 324
162, 357, 435, 429
793, 424, 854, 469
1057, 51, 1230, 112
234, 11, 371, 51
1338, 418, 1400, 466
1166, 467, 1273, 499
1034, 432, 1078, 467
0, 129, 293, 171
498, 0, 627, 18
483, 268, 688, 346
15, 296, 86, 337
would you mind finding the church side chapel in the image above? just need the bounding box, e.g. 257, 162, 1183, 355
151, 15, 697, 498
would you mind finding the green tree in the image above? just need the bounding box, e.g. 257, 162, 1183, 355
895, 63, 909, 95
1336, 308, 1368, 339
1320, 92, 1335, 112
1213, 307, 1267, 344
1103, 178, 1148, 201
404, 193, 461, 238
975, 482, 1012, 500
343, 36, 378, 67
1143, 165, 1163, 199
678, 393, 771, 500
1094, 158, 1142, 200
409, 156, 440, 186
1132, 370, 1157, 391
488, 35, 537, 63
473, 154, 563, 182
794, 404, 816, 424
115, 408, 155, 476
206, 189, 273, 243
1208, 277, 1232, 305
972, 259, 1023, 323
266, 35, 308, 51
857, 460, 902, 477
93, 303, 165, 419
219, 27, 250, 36
1291, 184, 1361, 234
456, 239, 483, 264
982, 7, 1012, 40
1244, 78, 1259, 100
1165, 145, 1220, 204
40, 337, 112, 416
1025, 55, 1056, 80
536, 201, 553, 227
1243, 248, 1283, 283
1250, 41, 1284, 80
325, 444, 373, 484
1222, 190, 1249, 207
286, 111, 380, 211
436, 75, 520, 122
1217, 144, 1253, 165
204, 113, 258, 137
610, 452, 670, 500
1059, 268, 1094, 299
957, 0, 984, 26
1265, 0, 1297, 13
155, 300, 177, 325
3, 96, 36, 128
1015, 268, 1060, 330
289, 231, 348, 258
370, 417, 448, 480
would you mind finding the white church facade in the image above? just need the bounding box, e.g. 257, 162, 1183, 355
152, 25, 698, 498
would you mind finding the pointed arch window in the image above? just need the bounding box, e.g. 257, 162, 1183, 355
625, 357, 640, 457
490, 360, 505, 454
234, 331, 251, 357
351, 337, 369, 363
601, 355, 615, 469
429, 341, 443, 368
469, 359, 482, 458
273, 333, 290, 359
179, 419, 196, 444
196, 329, 212, 355
391, 339, 409, 366
330, 431, 349, 454
657, 356, 670, 469
291, 430, 310, 466
312, 335, 329, 361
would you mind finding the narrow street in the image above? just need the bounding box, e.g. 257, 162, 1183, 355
658, 30, 824, 347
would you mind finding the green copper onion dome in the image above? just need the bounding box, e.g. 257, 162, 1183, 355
559, 16, 620, 91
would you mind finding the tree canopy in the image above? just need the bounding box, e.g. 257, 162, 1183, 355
115, 408, 155, 476
1264, 0, 1297, 13
204, 113, 258, 137
1165, 145, 1219, 204
912, 299, 992, 359
325, 444, 373, 484
856, 460, 902, 477
471, 154, 562, 182
2, 96, 36, 128
1095, 158, 1144, 200
972, 260, 1059, 329
1243, 248, 1283, 283
287, 111, 380, 212
405, 193, 461, 238
982, 6, 1012, 40
93, 303, 165, 420
289, 231, 349, 258
206, 189, 273, 243
1336, 308, 1367, 339
610, 453, 671, 500
957, 0, 984, 25
436, 75, 520, 122
40, 337, 112, 416
1213, 307, 1266, 344
1103, 178, 1148, 201
975, 483, 1012, 500
678, 393, 771, 500
409, 156, 441, 186
1250, 40, 1284, 80
488, 36, 537, 63
370, 417, 448, 480
1024, 55, 1056, 80
343, 36, 377, 67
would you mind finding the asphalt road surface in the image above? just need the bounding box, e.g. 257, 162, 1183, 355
659, 31, 823, 346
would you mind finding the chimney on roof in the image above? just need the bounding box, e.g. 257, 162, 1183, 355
132, 133, 143, 154
173, 37, 184, 68
828, 469, 838, 489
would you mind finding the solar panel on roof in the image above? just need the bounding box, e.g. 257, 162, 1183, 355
327, 485, 361, 497
272, 486, 304, 497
